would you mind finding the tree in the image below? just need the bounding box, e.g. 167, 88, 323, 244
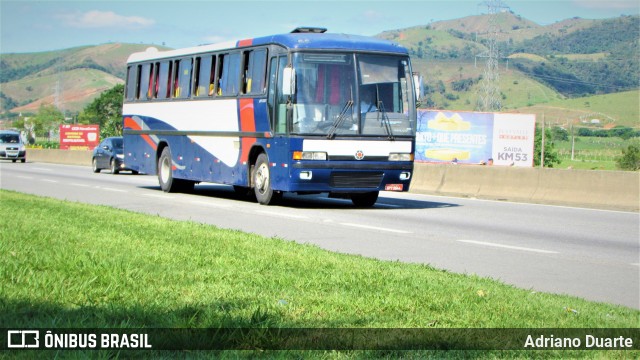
616, 144, 640, 171
28, 104, 64, 139
534, 127, 561, 168
78, 84, 124, 139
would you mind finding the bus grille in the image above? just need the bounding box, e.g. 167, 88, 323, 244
330, 172, 383, 189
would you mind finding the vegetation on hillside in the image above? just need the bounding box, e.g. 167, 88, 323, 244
0, 43, 162, 115
78, 84, 124, 139
616, 144, 640, 171
506, 16, 639, 96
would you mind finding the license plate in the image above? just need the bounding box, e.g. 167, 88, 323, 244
385, 184, 403, 191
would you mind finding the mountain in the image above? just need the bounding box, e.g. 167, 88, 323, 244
379, 13, 638, 99
0, 43, 168, 114
0, 13, 637, 128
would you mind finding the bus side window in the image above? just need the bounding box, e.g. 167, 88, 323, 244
216, 54, 225, 96
147, 63, 156, 99
176, 58, 192, 98
125, 65, 137, 101
138, 63, 152, 100
194, 57, 202, 96
208, 56, 217, 96
157, 61, 171, 99
242, 51, 250, 94
194, 55, 215, 97
172, 60, 181, 98
243, 49, 267, 95
220, 53, 241, 96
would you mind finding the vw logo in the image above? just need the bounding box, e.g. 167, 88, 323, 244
354, 150, 365, 160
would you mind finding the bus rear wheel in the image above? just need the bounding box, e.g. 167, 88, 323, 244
158, 147, 194, 193
351, 191, 379, 207
253, 153, 281, 205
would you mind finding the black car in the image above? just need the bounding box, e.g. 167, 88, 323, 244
92, 137, 137, 174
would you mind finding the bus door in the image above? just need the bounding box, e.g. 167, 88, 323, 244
267, 56, 291, 190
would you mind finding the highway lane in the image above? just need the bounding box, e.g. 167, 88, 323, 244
1, 161, 638, 309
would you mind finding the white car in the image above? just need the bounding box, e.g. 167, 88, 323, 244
0, 130, 26, 163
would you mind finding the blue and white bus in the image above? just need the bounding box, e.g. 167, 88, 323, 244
123, 27, 420, 206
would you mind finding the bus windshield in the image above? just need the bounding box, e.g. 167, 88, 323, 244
289, 52, 415, 138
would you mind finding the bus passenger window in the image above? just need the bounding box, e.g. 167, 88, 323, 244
220, 53, 241, 96
147, 63, 157, 99
216, 54, 225, 96
176, 58, 192, 98
125, 65, 137, 101
194, 56, 214, 97
173, 60, 181, 97
242, 51, 250, 94
138, 63, 152, 100
249, 49, 267, 95
157, 61, 171, 99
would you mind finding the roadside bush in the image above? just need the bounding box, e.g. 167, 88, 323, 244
616, 144, 640, 171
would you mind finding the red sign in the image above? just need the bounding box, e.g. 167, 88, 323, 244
59, 124, 100, 150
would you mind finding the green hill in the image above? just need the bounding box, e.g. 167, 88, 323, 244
379, 14, 638, 99
0, 43, 168, 114
0, 13, 637, 128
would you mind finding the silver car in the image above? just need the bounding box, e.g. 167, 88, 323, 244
0, 130, 26, 163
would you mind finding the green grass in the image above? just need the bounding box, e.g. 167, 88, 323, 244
1, 190, 638, 357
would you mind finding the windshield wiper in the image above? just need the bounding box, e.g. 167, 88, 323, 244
327, 99, 354, 139
376, 100, 395, 140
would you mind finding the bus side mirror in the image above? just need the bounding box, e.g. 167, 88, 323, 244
282, 67, 295, 96
413, 72, 423, 103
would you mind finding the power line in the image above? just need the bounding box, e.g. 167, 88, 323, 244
475, 0, 510, 112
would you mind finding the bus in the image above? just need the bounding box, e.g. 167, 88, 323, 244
123, 27, 421, 206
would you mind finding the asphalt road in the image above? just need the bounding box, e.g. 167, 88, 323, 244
1, 161, 638, 309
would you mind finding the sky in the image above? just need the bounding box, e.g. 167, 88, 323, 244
1, 0, 639, 53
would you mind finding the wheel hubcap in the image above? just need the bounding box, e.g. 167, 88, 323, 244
255, 164, 269, 194
161, 157, 170, 183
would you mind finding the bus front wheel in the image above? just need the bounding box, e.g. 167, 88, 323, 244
253, 153, 281, 205
351, 191, 379, 207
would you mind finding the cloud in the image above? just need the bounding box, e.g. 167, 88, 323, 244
59, 10, 155, 29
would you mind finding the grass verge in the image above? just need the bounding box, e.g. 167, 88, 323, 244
1, 190, 638, 358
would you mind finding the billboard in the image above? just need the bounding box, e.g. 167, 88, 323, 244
416, 110, 536, 167
59, 124, 100, 150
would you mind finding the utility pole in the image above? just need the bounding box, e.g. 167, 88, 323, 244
475, 0, 510, 112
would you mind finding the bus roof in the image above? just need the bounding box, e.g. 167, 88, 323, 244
127, 30, 408, 63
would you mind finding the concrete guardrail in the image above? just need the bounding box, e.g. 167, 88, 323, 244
25, 149, 640, 211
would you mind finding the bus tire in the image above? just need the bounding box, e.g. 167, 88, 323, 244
158, 147, 194, 193
351, 191, 379, 207
253, 153, 281, 205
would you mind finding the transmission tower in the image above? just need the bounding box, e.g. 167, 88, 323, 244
475, 0, 510, 112
54, 59, 65, 116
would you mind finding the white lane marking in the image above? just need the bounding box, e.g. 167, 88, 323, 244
631, 263, 640, 267
191, 200, 231, 208
458, 240, 559, 254
340, 223, 412, 234
40, 179, 58, 183
410, 192, 637, 215
71, 183, 91, 187
32, 167, 53, 171
141, 193, 174, 199
255, 210, 309, 220
100, 187, 128, 193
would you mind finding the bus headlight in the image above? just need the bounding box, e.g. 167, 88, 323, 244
293, 151, 328, 160
389, 153, 413, 161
